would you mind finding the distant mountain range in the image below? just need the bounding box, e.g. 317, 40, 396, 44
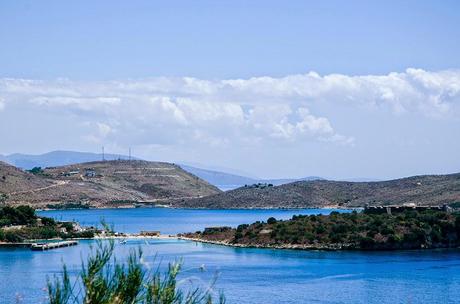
3, 151, 136, 169
1, 151, 322, 189
179, 164, 322, 190
2, 151, 459, 210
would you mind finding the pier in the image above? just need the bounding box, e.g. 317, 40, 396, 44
30, 240, 78, 251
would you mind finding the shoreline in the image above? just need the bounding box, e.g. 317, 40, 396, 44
36, 205, 357, 212
177, 236, 460, 252
4, 234, 460, 252
0, 234, 178, 247
177, 236, 354, 251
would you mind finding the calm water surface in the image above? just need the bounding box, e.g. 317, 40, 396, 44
37, 207, 346, 234
0, 208, 459, 303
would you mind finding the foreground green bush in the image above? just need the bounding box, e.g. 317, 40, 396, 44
47, 240, 225, 304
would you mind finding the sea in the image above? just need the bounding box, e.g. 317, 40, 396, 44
1, 208, 459, 303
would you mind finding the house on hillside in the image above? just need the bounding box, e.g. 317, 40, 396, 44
84, 168, 96, 177
61, 169, 80, 177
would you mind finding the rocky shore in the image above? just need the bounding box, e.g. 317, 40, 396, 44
178, 235, 354, 250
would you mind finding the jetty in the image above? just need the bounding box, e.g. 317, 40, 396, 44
30, 240, 78, 251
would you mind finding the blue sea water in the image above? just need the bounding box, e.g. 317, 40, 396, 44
37, 207, 347, 234
1, 208, 459, 303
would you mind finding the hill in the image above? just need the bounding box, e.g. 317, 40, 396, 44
0, 160, 220, 208
178, 173, 460, 209
0, 162, 52, 196
1, 150, 324, 189
181, 209, 460, 250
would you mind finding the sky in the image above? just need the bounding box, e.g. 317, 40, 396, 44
0, 0, 459, 180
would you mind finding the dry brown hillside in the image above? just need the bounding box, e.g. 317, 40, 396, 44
0, 160, 220, 208
179, 173, 460, 209
0, 161, 52, 194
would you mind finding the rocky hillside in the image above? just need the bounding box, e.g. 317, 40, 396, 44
179, 173, 460, 208
0, 162, 52, 194
0, 160, 220, 208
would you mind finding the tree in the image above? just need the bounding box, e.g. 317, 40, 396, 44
0, 193, 7, 205
267, 217, 277, 225
27, 167, 44, 175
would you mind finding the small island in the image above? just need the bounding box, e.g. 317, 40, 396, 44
180, 208, 460, 250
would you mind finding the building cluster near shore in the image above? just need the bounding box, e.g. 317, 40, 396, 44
363, 204, 453, 215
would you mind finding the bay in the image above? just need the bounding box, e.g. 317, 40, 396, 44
0, 208, 459, 303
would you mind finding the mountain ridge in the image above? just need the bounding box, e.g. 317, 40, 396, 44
178, 172, 460, 209
0, 160, 220, 208
1, 151, 323, 189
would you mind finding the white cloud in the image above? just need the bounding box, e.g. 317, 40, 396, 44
0, 68, 459, 150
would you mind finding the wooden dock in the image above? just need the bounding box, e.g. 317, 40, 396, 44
30, 240, 78, 251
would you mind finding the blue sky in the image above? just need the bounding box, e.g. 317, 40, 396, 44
1, 0, 459, 79
0, 1, 459, 179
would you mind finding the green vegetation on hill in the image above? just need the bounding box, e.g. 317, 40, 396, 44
0, 193, 7, 204
184, 210, 460, 250
45, 202, 91, 210
0, 206, 95, 242
27, 166, 46, 175
0, 205, 36, 227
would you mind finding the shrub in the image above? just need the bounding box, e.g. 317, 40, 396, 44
47, 240, 225, 304
359, 236, 376, 249
0, 205, 37, 226
4, 230, 23, 242
403, 228, 426, 244
315, 225, 326, 234
236, 224, 249, 231
267, 217, 277, 225
41, 217, 57, 227
60, 222, 74, 232
28, 167, 44, 175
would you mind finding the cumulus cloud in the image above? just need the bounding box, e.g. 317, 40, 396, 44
0, 68, 458, 150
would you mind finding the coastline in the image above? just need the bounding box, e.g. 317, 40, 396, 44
177, 236, 354, 251
0, 234, 178, 248
177, 236, 460, 252
36, 204, 356, 212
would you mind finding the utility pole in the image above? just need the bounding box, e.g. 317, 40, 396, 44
102, 146, 105, 161
129, 147, 131, 161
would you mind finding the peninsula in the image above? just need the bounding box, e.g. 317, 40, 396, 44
180, 208, 460, 250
